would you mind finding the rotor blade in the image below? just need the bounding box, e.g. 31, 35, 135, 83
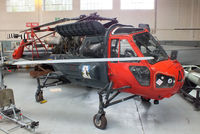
20, 13, 117, 33
13, 57, 154, 65
20, 17, 80, 33
77, 12, 117, 22
174, 28, 200, 30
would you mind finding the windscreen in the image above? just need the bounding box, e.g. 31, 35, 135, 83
133, 32, 168, 64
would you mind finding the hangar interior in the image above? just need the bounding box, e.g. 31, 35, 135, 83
0, 0, 200, 134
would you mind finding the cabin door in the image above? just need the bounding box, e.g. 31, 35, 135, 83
107, 37, 144, 89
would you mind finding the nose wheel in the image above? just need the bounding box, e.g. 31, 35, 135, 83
93, 114, 107, 129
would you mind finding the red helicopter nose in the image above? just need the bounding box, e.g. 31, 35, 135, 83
151, 60, 185, 100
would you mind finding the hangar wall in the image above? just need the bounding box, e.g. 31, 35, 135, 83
0, 0, 199, 41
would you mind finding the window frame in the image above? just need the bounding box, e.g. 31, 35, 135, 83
6, 0, 35, 12
120, 0, 155, 10
42, 0, 73, 11
119, 39, 137, 58
110, 39, 120, 58
80, 0, 113, 11
110, 38, 138, 63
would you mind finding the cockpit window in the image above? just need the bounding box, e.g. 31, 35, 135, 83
111, 39, 119, 58
133, 32, 168, 64
120, 39, 137, 58
110, 39, 137, 62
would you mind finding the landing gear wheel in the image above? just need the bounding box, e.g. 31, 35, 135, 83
141, 96, 150, 102
93, 114, 107, 129
35, 90, 44, 102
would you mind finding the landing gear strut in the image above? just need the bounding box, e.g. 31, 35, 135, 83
35, 78, 44, 102
93, 82, 137, 129
35, 72, 69, 103
35, 90, 44, 102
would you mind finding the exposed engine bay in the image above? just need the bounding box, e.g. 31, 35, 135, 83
50, 35, 104, 58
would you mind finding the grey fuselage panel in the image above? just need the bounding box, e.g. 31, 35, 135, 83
51, 54, 109, 88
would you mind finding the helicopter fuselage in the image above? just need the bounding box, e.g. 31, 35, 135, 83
51, 24, 185, 101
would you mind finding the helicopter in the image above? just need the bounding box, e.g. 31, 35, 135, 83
10, 13, 185, 129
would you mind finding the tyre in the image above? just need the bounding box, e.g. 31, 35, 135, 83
93, 114, 107, 129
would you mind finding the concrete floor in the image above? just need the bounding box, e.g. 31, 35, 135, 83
0, 70, 200, 134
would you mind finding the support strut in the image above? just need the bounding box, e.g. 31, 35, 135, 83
35, 72, 69, 103
93, 82, 137, 129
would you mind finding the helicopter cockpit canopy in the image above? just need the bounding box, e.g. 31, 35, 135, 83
133, 32, 168, 64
